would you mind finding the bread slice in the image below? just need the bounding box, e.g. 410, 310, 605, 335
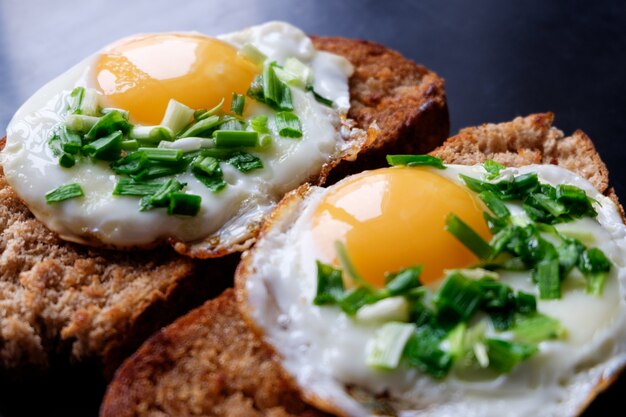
0, 37, 448, 377
101, 113, 623, 417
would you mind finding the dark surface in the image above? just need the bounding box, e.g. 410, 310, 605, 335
0, 0, 625, 415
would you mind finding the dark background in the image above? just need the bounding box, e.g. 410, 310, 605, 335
1, 0, 625, 415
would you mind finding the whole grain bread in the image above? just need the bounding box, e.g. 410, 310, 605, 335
0, 37, 449, 377
101, 113, 623, 417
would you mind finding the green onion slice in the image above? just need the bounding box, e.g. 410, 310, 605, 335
113, 179, 164, 196
138, 147, 183, 162
445, 213, 493, 259
214, 130, 259, 147
386, 155, 446, 169
313, 261, 345, 305
230, 93, 245, 116
275, 111, 302, 138
45, 183, 84, 203
168, 192, 201, 216
367, 322, 415, 370
82, 130, 123, 160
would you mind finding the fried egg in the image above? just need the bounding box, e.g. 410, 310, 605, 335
238, 163, 626, 417
2, 22, 359, 254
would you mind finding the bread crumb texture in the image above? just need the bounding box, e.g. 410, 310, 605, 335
101, 289, 330, 417
0, 159, 196, 370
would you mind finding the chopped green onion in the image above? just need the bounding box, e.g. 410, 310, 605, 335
273, 67, 301, 86
515, 291, 537, 314
85, 110, 131, 141
476, 278, 514, 310
556, 184, 596, 218
313, 261, 345, 305
67, 87, 85, 114
403, 326, 452, 379
485, 339, 537, 373
445, 213, 493, 260
111, 152, 148, 175
230, 93, 245, 116
113, 179, 164, 196
248, 62, 293, 111
257, 134, 273, 148
82, 130, 123, 160
168, 192, 201, 216
479, 191, 510, 219
366, 322, 415, 370
305, 85, 333, 106
525, 193, 567, 218
191, 156, 226, 192
59, 153, 76, 168
194, 98, 225, 121
59, 127, 82, 155
237, 43, 266, 67
79, 88, 99, 116
214, 130, 259, 147
132, 160, 190, 181
410, 300, 436, 327
146, 179, 185, 208
434, 272, 484, 322
65, 114, 100, 133
193, 172, 226, 192
536, 258, 561, 299
339, 287, 379, 316
264, 63, 294, 110
284, 57, 312, 86
446, 322, 467, 359
275, 111, 302, 138
384, 266, 422, 296
356, 297, 410, 323
249, 115, 270, 133
513, 313, 566, 344
160, 99, 194, 135
101, 107, 129, 118
483, 159, 505, 179
138, 147, 183, 162
192, 156, 221, 176
130, 125, 174, 142
578, 247, 612, 296
47, 131, 64, 157
45, 183, 84, 203
219, 118, 245, 131
121, 139, 139, 151
179, 115, 221, 138
386, 155, 445, 169
225, 151, 263, 172
513, 173, 540, 195
335, 240, 371, 290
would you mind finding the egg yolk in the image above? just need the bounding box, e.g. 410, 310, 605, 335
311, 167, 492, 287
94, 33, 259, 125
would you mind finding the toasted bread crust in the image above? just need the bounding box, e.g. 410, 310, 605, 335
101, 289, 329, 417
102, 114, 624, 417
312, 37, 449, 184
1, 37, 448, 375
430, 112, 609, 193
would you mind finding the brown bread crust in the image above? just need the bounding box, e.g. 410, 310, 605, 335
312, 36, 449, 184
101, 289, 329, 417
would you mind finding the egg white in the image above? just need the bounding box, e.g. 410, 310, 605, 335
1, 21, 354, 248
241, 164, 626, 417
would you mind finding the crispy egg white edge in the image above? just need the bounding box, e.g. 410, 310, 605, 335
240, 164, 626, 417
1, 21, 354, 249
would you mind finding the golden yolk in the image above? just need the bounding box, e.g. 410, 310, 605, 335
311, 167, 492, 287
94, 33, 259, 125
